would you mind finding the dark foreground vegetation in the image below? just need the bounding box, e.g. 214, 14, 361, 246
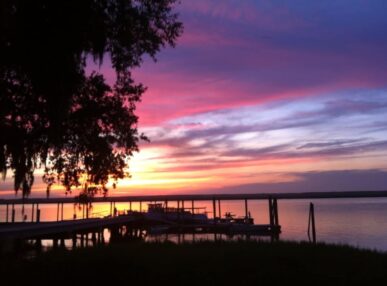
1, 240, 387, 285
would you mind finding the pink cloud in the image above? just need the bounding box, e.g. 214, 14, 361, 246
88, 1, 387, 128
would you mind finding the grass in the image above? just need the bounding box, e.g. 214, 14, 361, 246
1, 240, 387, 285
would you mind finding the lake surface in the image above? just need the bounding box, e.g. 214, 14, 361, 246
2, 197, 387, 252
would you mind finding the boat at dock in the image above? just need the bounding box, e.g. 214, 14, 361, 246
213, 212, 281, 235
145, 203, 208, 224
217, 211, 254, 224
144, 205, 281, 236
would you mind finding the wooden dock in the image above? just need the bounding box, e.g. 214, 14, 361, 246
0, 215, 140, 240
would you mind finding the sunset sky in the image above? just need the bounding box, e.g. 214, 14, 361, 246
1, 0, 387, 197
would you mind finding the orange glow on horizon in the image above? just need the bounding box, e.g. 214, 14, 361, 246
1, 143, 387, 198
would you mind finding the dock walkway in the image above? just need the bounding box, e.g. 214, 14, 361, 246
0, 215, 142, 240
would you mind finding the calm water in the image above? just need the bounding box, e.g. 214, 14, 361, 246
2, 197, 387, 252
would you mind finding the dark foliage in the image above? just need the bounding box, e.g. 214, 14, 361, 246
0, 0, 183, 197
2, 241, 387, 285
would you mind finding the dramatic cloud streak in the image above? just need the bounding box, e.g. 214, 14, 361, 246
131, 0, 387, 125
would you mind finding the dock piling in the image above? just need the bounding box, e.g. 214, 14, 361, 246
11, 204, 15, 223
308, 202, 316, 244
80, 234, 84, 247
191, 200, 194, 215
72, 234, 77, 249
101, 230, 105, 243
244, 199, 248, 219
212, 199, 216, 220
53, 238, 58, 248
269, 198, 279, 226
35, 239, 42, 252
92, 232, 97, 245
269, 198, 274, 225
60, 238, 65, 248
61, 203, 64, 220
31, 203, 35, 222
6, 203, 9, 223
177, 200, 181, 221
273, 198, 279, 225
36, 204, 40, 223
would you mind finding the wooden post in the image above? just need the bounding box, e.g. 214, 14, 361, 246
72, 234, 77, 249
182, 200, 185, 211
56, 203, 60, 221
31, 203, 35, 222
110, 202, 113, 216
92, 232, 96, 246
53, 238, 58, 248
177, 200, 181, 221
244, 199, 248, 219
273, 198, 279, 225
80, 234, 84, 248
191, 200, 194, 215
61, 203, 64, 220
6, 203, 9, 223
165, 200, 168, 212
268, 198, 274, 225
308, 203, 316, 244
35, 239, 42, 252
11, 204, 15, 223
129, 201, 132, 211
218, 200, 221, 219
73, 204, 76, 220
82, 204, 85, 219
97, 230, 101, 243
101, 230, 105, 243
36, 207, 40, 223
212, 199, 217, 220
60, 238, 65, 248
86, 204, 89, 219
139, 201, 142, 212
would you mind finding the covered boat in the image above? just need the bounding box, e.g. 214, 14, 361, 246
145, 203, 208, 224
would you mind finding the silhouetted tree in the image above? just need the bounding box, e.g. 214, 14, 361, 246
0, 0, 182, 197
